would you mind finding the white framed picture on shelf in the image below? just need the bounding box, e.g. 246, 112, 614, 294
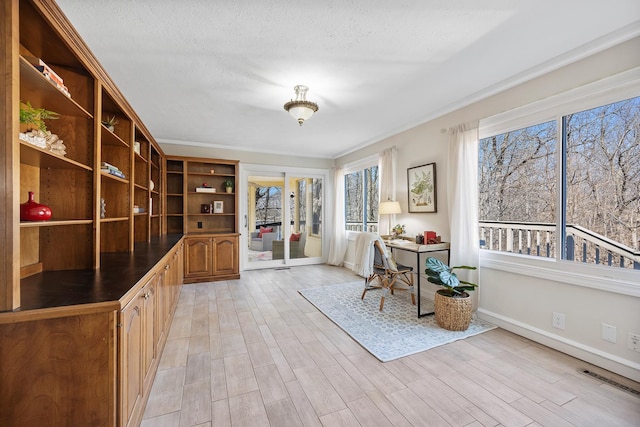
213, 201, 223, 213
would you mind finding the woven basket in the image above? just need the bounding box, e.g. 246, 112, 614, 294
434, 290, 472, 331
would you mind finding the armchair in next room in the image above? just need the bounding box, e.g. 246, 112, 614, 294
249, 228, 278, 251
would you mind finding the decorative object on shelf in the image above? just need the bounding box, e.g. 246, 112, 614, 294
425, 257, 477, 331
223, 178, 234, 193
19, 128, 48, 149
46, 132, 66, 156
134, 141, 141, 155
209, 169, 215, 174
133, 205, 145, 214
283, 85, 318, 126
201, 203, 211, 214
19, 101, 59, 133
391, 224, 405, 239
18, 127, 66, 156
415, 234, 424, 244
101, 115, 118, 132
149, 180, 155, 191
213, 201, 224, 213
195, 183, 216, 193
408, 162, 437, 213
100, 162, 125, 179
24, 56, 71, 97
20, 191, 52, 221
100, 198, 106, 219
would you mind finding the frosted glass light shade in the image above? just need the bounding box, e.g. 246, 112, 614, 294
284, 85, 318, 126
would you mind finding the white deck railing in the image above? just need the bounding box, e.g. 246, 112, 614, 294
479, 221, 640, 270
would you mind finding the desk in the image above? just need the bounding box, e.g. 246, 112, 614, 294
384, 240, 450, 317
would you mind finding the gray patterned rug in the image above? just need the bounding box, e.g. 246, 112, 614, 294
299, 281, 496, 362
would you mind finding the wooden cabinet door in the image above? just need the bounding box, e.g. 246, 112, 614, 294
141, 276, 157, 391
120, 298, 143, 427
185, 237, 214, 278
213, 235, 238, 275
156, 266, 167, 346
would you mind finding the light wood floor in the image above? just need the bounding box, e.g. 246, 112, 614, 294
141, 264, 640, 427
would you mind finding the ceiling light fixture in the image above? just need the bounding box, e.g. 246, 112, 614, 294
283, 85, 318, 126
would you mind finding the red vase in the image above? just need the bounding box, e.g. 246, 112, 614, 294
20, 191, 52, 221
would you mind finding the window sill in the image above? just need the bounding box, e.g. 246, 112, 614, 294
479, 250, 640, 297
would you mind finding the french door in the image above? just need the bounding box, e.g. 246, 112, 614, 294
240, 165, 328, 270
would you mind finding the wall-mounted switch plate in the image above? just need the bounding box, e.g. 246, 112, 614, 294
602, 323, 617, 343
552, 312, 565, 330
628, 333, 640, 352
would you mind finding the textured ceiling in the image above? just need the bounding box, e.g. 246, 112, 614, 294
55, 0, 640, 158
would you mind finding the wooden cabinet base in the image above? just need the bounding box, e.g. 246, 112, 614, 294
184, 234, 239, 283
184, 272, 241, 283
0, 239, 184, 427
0, 309, 117, 426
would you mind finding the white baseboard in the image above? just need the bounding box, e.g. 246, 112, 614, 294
477, 309, 640, 382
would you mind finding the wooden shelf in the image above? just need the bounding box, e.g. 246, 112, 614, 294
20, 141, 92, 171
19, 57, 93, 119
100, 217, 129, 223
134, 151, 147, 163
20, 219, 93, 227
100, 171, 129, 184
101, 125, 129, 147
166, 157, 238, 236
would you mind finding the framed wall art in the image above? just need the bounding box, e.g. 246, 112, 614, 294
213, 200, 224, 214
407, 162, 437, 213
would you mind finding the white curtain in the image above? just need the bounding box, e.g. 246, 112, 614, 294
327, 166, 347, 265
378, 146, 397, 235
447, 123, 479, 290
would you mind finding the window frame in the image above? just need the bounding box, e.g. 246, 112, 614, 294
478, 68, 640, 294
343, 154, 380, 236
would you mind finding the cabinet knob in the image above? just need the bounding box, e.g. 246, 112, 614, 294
165, 264, 170, 270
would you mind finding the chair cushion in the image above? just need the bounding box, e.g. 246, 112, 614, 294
290, 233, 301, 241
258, 226, 273, 238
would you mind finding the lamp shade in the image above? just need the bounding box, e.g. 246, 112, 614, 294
379, 200, 401, 215
284, 85, 318, 126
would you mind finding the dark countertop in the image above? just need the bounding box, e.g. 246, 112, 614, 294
17, 234, 183, 311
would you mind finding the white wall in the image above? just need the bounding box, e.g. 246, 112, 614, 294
337, 36, 640, 381
160, 142, 335, 169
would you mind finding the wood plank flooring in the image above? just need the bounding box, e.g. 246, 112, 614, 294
141, 264, 640, 426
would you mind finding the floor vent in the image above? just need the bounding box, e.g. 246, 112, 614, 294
580, 369, 640, 397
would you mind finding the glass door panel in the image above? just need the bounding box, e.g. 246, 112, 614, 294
242, 166, 327, 270
247, 174, 285, 267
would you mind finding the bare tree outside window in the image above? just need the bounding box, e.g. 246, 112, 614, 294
479, 96, 640, 269
345, 165, 379, 231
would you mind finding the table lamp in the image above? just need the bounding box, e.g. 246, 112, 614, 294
379, 199, 401, 236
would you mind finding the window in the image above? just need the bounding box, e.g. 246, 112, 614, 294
479, 95, 640, 270
311, 178, 322, 235
345, 164, 379, 232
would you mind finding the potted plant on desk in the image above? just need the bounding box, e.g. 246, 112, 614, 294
425, 257, 477, 331
391, 224, 405, 239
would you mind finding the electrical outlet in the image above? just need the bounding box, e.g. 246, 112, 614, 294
628, 333, 640, 352
552, 312, 565, 330
602, 323, 617, 343
197, 221, 202, 229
